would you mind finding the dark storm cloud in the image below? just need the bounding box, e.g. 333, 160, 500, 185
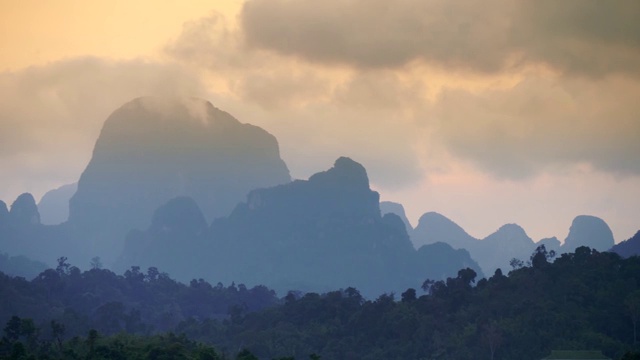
240, 0, 640, 76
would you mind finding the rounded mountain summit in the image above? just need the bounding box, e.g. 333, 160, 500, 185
69, 96, 291, 244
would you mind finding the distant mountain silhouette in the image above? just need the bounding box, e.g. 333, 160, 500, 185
412, 212, 477, 251
118, 157, 483, 297
380, 201, 413, 233
9, 193, 40, 227
0, 193, 62, 267
65, 96, 291, 263
477, 224, 535, 273
416, 242, 482, 281
0, 201, 8, 228
0, 252, 48, 279
562, 215, 614, 253
537, 236, 561, 254
411, 212, 617, 276
37, 183, 76, 225
610, 230, 640, 258
1, 97, 292, 267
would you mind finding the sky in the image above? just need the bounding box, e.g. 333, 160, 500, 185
1, 0, 639, 243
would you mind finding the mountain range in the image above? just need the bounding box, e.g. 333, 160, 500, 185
0, 96, 633, 298
116, 156, 483, 297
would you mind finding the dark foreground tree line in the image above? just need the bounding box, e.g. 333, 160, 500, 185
2, 247, 640, 359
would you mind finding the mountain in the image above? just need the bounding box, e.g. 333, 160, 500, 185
415, 242, 482, 281
0, 193, 64, 267
116, 196, 209, 275
476, 224, 536, 273
37, 183, 77, 225
609, 230, 640, 258
412, 212, 477, 250
0, 200, 8, 228
380, 201, 413, 233
411, 211, 617, 276
0, 252, 48, 279
9, 193, 40, 227
66, 96, 291, 263
537, 236, 561, 254
118, 157, 483, 297
562, 215, 614, 253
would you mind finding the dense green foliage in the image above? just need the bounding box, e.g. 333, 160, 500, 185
179, 247, 640, 360
0, 258, 279, 338
2, 247, 640, 359
0, 327, 226, 360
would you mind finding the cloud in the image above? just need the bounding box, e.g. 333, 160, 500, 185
0, 57, 208, 202
164, 3, 640, 182
166, 12, 428, 188
240, 0, 640, 77
433, 76, 640, 178
165, 12, 334, 110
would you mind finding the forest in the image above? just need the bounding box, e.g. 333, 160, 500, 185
2, 246, 640, 359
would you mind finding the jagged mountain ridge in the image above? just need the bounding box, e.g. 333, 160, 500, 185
37, 183, 77, 225
610, 231, 640, 258
67, 96, 291, 263
118, 157, 484, 297
400, 209, 617, 276
380, 201, 413, 233
0, 97, 292, 266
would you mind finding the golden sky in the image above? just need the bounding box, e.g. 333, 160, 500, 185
1, 0, 639, 243
0, 0, 240, 70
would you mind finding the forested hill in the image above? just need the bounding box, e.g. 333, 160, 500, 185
0, 259, 280, 337
2, 247, 640, 360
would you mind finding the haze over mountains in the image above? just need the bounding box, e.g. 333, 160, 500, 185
116, 156, 483, 297
383, 202, 616, 276
37, 183, 76, 225
0, 96, 633, 298
69, 97, 291, 262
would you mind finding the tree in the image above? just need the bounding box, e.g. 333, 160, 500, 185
509, 258, 524, 270
457, 268, 477, 286
530, 245, 556, 269
236, 349, 258, 360
19, 318, 37, 351
87, 329, 98, 356
51, 320, 65, 352
626, 290, 640, 345
56, 256, 70, 275
401, 288, 417, 303
146, 266, 160, 282
622, 352, 640, 360
3, 316, 21, 342
90, 256, 102, 270
481, 321, 502, 360
421, 279, 436, 294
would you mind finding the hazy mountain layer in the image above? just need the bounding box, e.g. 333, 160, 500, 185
412, 212, 478, 251
37, 182, 76, 225
610, 230, 640, 258
563, 215, 614, 253
410, 210, 616, 275
66, 96, 291, 263
118, 157, 483, 297
380, 201, 413, 233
